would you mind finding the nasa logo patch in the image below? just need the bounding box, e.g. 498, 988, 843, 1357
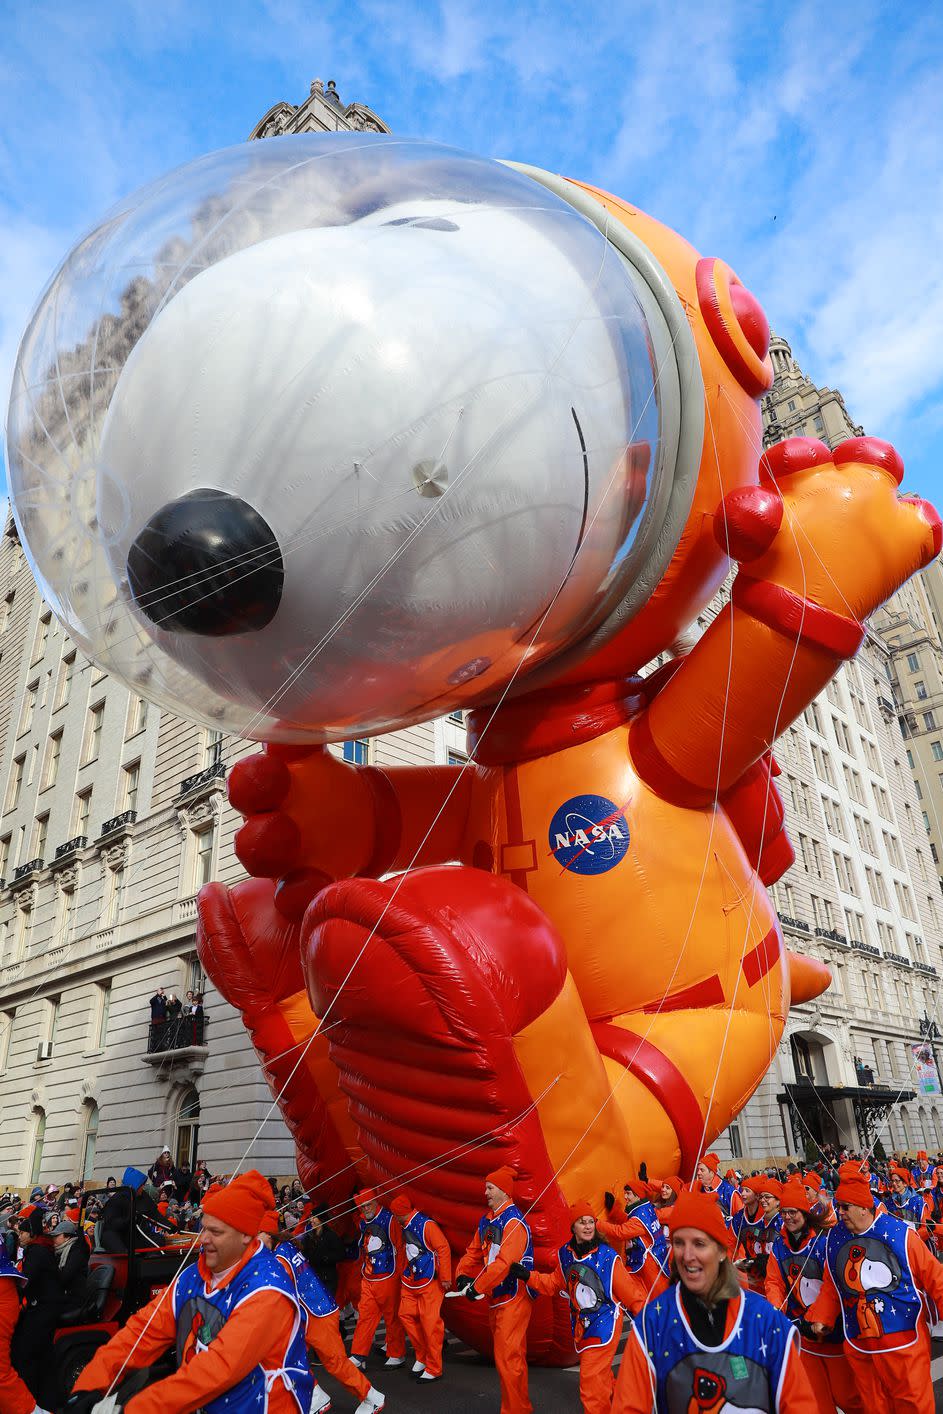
548, 794, 630, 875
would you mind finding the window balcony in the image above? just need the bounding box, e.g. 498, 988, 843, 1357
98, 810, 137, 840
12, 857, 44, 882
778, 913, 811, 934
143, 1014, 208, 1079
53, 835, 87, 862
177, 759, 226, 798
813, 926, 849, 947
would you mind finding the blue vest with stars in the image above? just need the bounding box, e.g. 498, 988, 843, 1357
172, 1243, 313, 1414
402, 1212, 437, 1288
704, 1177, 737, 1220
823, 1211, 923, 1348
360, 1206, 397, 1279
623, 1201, 670, 1277
558, 1239, 620, 1350
634, 1285, 795, 1413
769, 1230, 842, 1351
478, 1204, 535, 1306
275, 1239, 338, 1318
888, 1188, 926, 1228
0, 1250, 25, 1283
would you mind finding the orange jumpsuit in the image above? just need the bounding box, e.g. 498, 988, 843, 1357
73, 1244, 299, 1414
808, 1224, 943, 1414
612, 1291, 819, 1412
398, 1210, 451, 1378
765, 1241, 863, 1414
456, 1201, 532, 1414
272, 1247, 371, 1402
0, 1277, 36, 1414
351, 1211, 406, 1362
597, 1206, 670, 1305
530, 1247, 646, 1414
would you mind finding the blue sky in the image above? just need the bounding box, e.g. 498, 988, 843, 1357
2, 0, 942, 504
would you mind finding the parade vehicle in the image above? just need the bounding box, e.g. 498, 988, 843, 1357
51, 1188, 194, 1402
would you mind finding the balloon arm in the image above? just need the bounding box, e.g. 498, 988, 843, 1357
630, 436, 941, 807
366, 764, 476, 875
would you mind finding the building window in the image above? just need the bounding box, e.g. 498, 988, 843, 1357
32, 813, 48, 862
0, 590, 14, 635
126, 694, 148, 737
448, 710, 464, 724
74, 788, 92, 839
342, 740, 369, 765
46, 996, 60, 1050
447, 750, 468, 766
56, 885, 75, 944
104, 867, 125, 928
56, 652, 75, 710
203, 728, 223, 766
82, 703, 104, 765
916, 680, 928, 700
6, 755, 24, 813
81, 1102, 99, 1180
908, 653, 920, 672
174, 1087, 201, 1169
31, 611, 51, 664
924, 712, 936, 731
194, 826, 216, 890
42, 730, 62, 790
728, 1121, 743, 1158
29, 1108, 46, 1185
121, 761, 140, 813
11, 907, 29, 962
19, 681, 38, 738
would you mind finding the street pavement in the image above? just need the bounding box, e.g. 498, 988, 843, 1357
309, 1330, 943, 1412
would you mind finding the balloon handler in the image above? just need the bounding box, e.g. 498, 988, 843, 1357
10, 135, 940, 1368
65, 1173, 314, 1414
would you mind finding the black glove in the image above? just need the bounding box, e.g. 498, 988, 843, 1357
464, 1283, 484, 1302
795, 1318, 818, 1340
508, 1262, 531, 1283
455, 1275, 473, 1294
638, 1162, 648, 1182
62, 1394, 105, 1414
603, 1191, 616, 1212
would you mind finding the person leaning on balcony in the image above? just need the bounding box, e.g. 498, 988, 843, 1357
147, 986, 167, 1025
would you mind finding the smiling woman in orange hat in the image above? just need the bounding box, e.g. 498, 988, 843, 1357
612, 1191, 817, 1412
70, 1170, 315, 1414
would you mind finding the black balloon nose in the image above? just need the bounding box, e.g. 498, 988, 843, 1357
127, 488, 284, 636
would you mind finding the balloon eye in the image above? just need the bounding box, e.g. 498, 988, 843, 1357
695, 256, 773, 398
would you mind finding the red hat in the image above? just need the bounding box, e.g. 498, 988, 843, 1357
891, 1165, 913, 1185
779, 1180, 812, 1213
486, 1166, 517, 1198
759, 1178, 782, 1201
665, 1192, 729, 1249
834, 1177, 874, 1210
803, 1172, 823, 1193
725, 1169, 739, 1183
569, 1197, 596, 1225
742, 1176, 767, 1197
258, 1208, 280, 1236
659, 1176, 683, 1197
202, 1171, 275, 1237
701, 1153, 720, 1174
390, 1192, 414, 1218
354, 1188, 377, 1206
918, 1150, 928, 1161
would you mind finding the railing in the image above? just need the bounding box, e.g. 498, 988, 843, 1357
146, 1014, 206, 1054
55, 836, 87, 859
915, 961, 938, 976
814, 926, 849, 946
885, 951, 912, 969
854, 1064, 876, 1087
852, 939, 881, 957
13, 858, 44, 880
779, 914, 811, 934
877, 696, 896, 717
98, 810, 137, 838
178, 760, 226, 796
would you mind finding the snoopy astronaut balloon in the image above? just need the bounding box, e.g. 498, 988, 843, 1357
8, 135, 940, 1362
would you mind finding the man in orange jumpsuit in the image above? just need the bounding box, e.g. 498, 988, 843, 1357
522, 1199, 647, 1414
69, 1171, 312, 1414
809, 1173, 943, 1414
350, 1188, 406, 1370
0, 1249, 46, 1414
389, 1191, 451, 1382
260, 1209, 385, 1413
456, 1166, 534, 1414
692, 1152, 743, 1220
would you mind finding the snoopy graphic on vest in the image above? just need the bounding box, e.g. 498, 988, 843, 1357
841, 1241, 898, 1340
687, 1367, 767, 1414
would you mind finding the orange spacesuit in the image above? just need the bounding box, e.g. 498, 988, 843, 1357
197, 175, 941, 1365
